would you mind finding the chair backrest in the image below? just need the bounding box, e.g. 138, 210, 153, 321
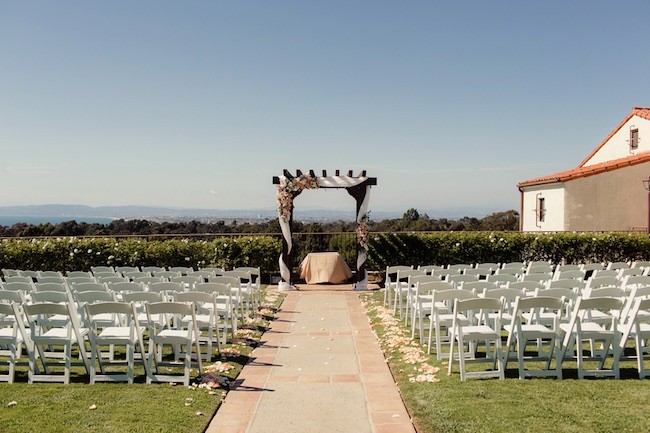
168, 266, 194, 275
142, 266, 166, 273
223, 270, 252, 284
521, 273, 552, 283
460, 281, 497, 294
2, 269, 21, 278
432, 288, 476, 307
71, 282, 108, 294
116, 266, 140, 276
416, 281, 454, 295
122, 291, 164, 303
36, 276, 66, 284
4, 276, 33, 284
85, 301, 138, 324
592, 269, 619, 278
587, 276, 621, 290
66, 276, 96, 286
447, 274, 479, 286
623, 275, 650, 290
4, 281, 35, 293
147, 282, 184, 296
547, 278, 584, 291
188, 270, 216, 280
123, 271, 152, 281
33, 282, 68, 293
587, 286, 626, 299
107, 282, 144, 294
170, 275, 203, 290
454, 297, 502, 316
571, 296, 625, 324
76, 290, 116, 304
37, 270, 63, 279
475, 263, 500, 271
510, 295, 565, 327
96, 275, 128, 285
133, 276, 165, 285
31, 290, 70, 303
209, 276, 240, 288
67, 271, 93, 279
557, 270, 586, 281
582, 263, 605, 273
174, 291, 216, 305
447, 264, 472, 274
0, 290, 26, 304
153, 270, 182, 280
194, 282, 232, 296
203, 267, 227, 275
508, 281, 544, 292
417, 265, 444, 274
91, 266, 115, 274
487, 273, 518, 285
618, 267, 644, 278
632, 260, 650, 269
607, 261, 630, 271
410, 275, 440, 287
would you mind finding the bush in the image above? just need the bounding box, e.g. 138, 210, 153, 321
0, 232, 647, 278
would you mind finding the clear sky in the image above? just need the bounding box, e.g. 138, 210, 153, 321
2, 1, 650, 216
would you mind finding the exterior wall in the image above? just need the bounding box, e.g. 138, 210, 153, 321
584, 115, 650, 166
521, 184, 565, 232
564, 161, 650, 231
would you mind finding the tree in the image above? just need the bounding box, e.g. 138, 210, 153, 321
479, 210, 519, 231
403, 208, 420, 221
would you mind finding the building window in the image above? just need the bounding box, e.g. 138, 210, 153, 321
630, 127, 639, 151
537, 197, 546, 223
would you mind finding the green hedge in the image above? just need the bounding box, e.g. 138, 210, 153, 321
367, 232, 650, 270
0, 232, 648, 277
0, 236, 281, 275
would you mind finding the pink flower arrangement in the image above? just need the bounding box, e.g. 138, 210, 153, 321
277, 174, 319, 221
355, 219, 369, 249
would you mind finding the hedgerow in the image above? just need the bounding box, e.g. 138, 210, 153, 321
0, 232, 647, 277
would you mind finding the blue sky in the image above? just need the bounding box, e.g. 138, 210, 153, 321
2, 1, 649, 216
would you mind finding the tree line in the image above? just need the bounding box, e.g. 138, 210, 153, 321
0, 209, 519, 237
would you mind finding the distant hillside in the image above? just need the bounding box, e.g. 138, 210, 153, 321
0, 204, 495, 223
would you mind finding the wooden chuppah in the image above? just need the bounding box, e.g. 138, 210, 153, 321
272, 170, 377, 291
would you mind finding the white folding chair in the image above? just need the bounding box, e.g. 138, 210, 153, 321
0, 302, 32, 383
174, 291, 221, 361
194, 282, 237, 342
383, 265, 413, 310
447, 297, 505, 381
85, 301, 147, 384
144, 301, 203, 386
22, 302, 90, 384
619, 296, 650, 379
504, 296, 564, 379
559, 296, 624, 379
427, 289, 476, 360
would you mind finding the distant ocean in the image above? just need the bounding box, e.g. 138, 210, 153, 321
0, 216, 114, 226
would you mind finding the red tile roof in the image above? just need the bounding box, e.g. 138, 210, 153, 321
518, 106, 650, 188
578, 106, 650, 167
517, 151, 650, 188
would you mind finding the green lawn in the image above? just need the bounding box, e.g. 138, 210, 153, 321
0, 289, 284, 433
361, 290, 650, 433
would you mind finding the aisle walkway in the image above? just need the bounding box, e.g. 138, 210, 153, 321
206, 289, 416, 433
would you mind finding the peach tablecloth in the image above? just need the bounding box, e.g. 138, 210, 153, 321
299, 252, 352, 284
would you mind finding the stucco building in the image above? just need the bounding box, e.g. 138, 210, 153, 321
518, 106, 650, 232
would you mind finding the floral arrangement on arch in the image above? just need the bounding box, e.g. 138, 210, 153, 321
277, 174, 319, 221
355, 217, 370, 250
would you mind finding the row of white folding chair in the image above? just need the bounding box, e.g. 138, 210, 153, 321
444, 294, 624, 381
0, 295, 221, 385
